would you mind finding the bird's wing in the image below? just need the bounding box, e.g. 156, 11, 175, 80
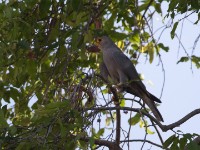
99, 61, 110, 82
111, 48, 146, 89
112, 49, 138, 78
111, 47, 162, 101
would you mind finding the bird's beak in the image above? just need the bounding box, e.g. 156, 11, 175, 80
94, 38, 101, 47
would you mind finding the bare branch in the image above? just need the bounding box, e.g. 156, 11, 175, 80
162, 109, 200, 132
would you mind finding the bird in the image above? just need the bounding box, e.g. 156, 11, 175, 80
96, 36, 164, 122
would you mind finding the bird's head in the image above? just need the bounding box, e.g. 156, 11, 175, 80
95, 36, 113, 50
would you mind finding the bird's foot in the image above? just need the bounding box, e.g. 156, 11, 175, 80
113, 83, 124, 93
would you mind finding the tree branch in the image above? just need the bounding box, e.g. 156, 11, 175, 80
80, 137, 122, 150
115, 104, 121, 147
84, 107, 200, 132
161, 108, 200, 131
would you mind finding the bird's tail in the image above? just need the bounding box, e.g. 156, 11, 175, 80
125, 84, 164, 121
126, 83, 164, 121
148, 92, 162, 103
142, 94, 164, 122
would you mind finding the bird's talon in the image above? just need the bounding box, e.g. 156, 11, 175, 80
111, 96, 119, 105
114, 83, 124, 93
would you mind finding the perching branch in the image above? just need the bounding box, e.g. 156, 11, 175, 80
84, 107, 200, 132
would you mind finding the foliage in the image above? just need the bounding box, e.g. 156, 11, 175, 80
163, 133, 200, 150
0, 0, 199, 149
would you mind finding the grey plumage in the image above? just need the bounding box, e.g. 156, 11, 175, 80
98, 36, 163, 122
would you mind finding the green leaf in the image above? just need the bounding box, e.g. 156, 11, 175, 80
58, 118, 66, 138
10, 87, 20, 101
46, 101, 69, 109
78, 140, 88, 149
0, 109, 8, 128
183, 133, 193, 140
48, 24, 59, 41
104, 11, 117, 31
39, 0, 51, 18
168, 0, 178, 13
154, 3, 162, 14
191, 0, 199, 9
119, 0, 126, 9
108, 31, 128, 41
120, 99, 125, 107
158, 43, 169, 52
142, 32, 150, 42
128, 113, 140, 126
179, 137, 188, 150
147, 128, 155, 134
191, 55, 200, 68
163, 134, 176, 149
178, 0, 187, 13
89, 137, 95, 147
77, 35, 84, 48
187, 141, 200, 150
130, 30, 140, 45
140, 119, 151, 130
3, 91, 11, 103
16, 142, 31, 150
170, 138, 179, 150
34, 101, 69, 117
177, 56, 189, 64
71, 31, 79, 49
138, 3, 149, 12
26, 60, 37, 78
84, 30, 93, 43
141, 42, 154, 63
9, 125, 17, 135
71, 0, 82, 12
4, 6, 13, 19
96, 128, 105, 138
148, 43, 154, 63
171, 22, 179, 39
106, 117, 112, 126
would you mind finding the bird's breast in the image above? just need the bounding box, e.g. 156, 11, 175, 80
103, 52, 119, 83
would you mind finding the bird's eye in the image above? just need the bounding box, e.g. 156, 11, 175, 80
98, 38, 102, 42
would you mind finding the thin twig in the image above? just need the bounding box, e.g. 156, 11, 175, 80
142, 0, 154, 19
120, 139, 162, 148
151, 120, 164, 144
127, 101, 134, 150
